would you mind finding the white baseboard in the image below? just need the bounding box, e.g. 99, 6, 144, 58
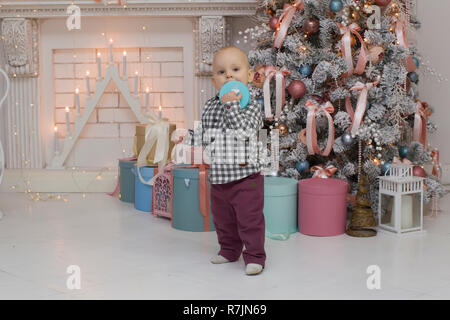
0, 168, 118, 193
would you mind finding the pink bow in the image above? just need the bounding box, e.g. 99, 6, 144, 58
312, 165, 337, 179
263, 66, 291, 119
305, 100, 335, 157
394, 18, 417, 73
392, 156, 412, 165
337, 23, 368, 76
413, 101, 427, 147
273, 1, 304, 49
431, 149, 441, 178
345, 80, 379, 136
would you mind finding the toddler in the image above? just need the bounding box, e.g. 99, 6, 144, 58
196, 46, 266, 276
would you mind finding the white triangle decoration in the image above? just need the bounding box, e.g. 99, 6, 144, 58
49, 64, 147, 169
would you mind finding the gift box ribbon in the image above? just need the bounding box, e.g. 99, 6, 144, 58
305, 99, 335, 157
136, 112, 170, 186
263, 66, 291, 119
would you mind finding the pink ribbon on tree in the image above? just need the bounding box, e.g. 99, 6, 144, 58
263, 66, 291, 119
394, 18, 417, 73
305, 99, 335, 157
392, 156, 413, 165
311, 164, 337, 179
413, 100, 428, 147
337, 23, 368, 76
345, 80, 379, 136
273, 1, 304, 49
107, 155, 137, 197
431, 149, 441, 178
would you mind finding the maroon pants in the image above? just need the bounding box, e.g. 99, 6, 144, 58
210, 172, 266, 267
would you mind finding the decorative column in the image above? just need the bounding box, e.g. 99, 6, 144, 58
0, 18, 43, 169
194, 16, 227, 117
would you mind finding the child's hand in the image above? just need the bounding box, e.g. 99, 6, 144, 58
221, 91, 242, 104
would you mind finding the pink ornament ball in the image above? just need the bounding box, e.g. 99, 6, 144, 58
288, 80, 307, 98
375, 0, 392, 6
269, 17, 279, 30
413, 165, 427, 178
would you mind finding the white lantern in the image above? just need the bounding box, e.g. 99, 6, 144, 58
378, 164, 424, 234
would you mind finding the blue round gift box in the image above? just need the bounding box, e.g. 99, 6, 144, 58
119, 159, 136, 203
133, 165, 154, 212
263, 176, 299, 240
172, 166, 215, 232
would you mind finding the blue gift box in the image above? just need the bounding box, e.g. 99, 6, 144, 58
263, 176, 298, 240
133, 165, 154, 212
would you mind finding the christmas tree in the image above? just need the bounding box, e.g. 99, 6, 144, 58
246, 0, 446, 212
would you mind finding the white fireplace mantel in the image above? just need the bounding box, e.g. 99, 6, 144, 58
0, 0, 258, 18
0, 0, 259, 192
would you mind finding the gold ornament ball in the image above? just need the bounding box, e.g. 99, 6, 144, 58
276, 123, 289, 137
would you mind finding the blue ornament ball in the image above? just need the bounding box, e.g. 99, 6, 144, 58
413, 57, 420, 68
299, 64, 312, 77
408, 72, 419, 83
257, 98, 264, 108
381, 162, 391, 175
398, 146, 409, 159
296, 160, 310, 173
330, 0, 343, 12
366, 101, 371, 110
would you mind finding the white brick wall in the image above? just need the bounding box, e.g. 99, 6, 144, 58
53, 47, 185, 167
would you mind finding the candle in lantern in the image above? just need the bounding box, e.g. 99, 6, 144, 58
134, 71, 139, 96
54, 126, 59, 154
122, 51, 127, 79
97, 52, 102, 80
85, 71, 91, 98
65, 106, 71, 137
158, 105, 162, 119
109, 38, 113, 64
401, 195, 414, 229
75, 88, 80, 116
145, 87, 149, 114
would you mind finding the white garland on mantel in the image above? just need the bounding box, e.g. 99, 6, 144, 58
48, 63, 147, 169
0, 0, 258, 18
0, 68, 11, 220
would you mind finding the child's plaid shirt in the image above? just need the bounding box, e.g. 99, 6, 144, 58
187, 94, 263, 184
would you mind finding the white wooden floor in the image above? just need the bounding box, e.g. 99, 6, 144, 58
1, 191, 450, 300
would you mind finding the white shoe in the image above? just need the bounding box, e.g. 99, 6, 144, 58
210, 255, 230, 264
245, 263, 263, 275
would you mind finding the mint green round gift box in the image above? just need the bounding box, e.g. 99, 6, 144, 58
263, 176, 298, 240
172, 167, 215, 232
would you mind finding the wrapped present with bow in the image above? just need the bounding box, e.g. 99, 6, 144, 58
134, 117, 176, 168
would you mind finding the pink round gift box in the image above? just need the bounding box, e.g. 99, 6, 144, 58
298, 178, 349, 237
